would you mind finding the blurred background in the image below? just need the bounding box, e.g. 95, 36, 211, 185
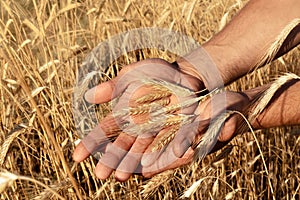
0, 0, 299, 199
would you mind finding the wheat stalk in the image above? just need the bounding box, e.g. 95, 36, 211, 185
0, 125, 27, 166
0, 170, 65, 200
33, 179, 71, 200
193, 111, 233, 161
141, 170, 174, 198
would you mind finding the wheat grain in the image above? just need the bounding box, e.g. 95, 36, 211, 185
151, 126, 179, 151
135, 92, 172, 104
130, 98, 171, 115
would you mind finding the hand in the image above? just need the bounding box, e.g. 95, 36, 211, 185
140, 90, 250, 177
72, 58, 202, 181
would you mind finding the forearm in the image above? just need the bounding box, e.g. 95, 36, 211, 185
178, 0, 300, 88
244, 80, 300, 129
204, 0, 300, 83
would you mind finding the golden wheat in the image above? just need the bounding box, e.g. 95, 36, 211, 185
249, 73, 300, 122
141, 170, 175, 198
0, 170, 65, 200
1, 0, 299, 199
151, 126, 179, 151
0, 125, 27, 166
255, 18, 300, 69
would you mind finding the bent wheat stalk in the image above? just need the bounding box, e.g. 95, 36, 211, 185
254, 18, 300, 68
249, 73, 300, 122
0, 170, 65, 200
136, 74, 300, 199
193, 111, 233, 161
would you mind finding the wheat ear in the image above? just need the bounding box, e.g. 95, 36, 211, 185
248, 73, 300, 122
135, 82, 172, 104
0, 170, 65, 200
141, 170, 174, 198
135, 92, 172, 104
255, 18, 300, 68
180, 176, 236, 199
141, 79, 195, 97
130, 98, 170, 115
186, 110, 276, 199
0, 125, 27, 166
124, 114, 195, 137
33, 179, 71, 200
193, 111, 233, 161
151, 126, 179, 151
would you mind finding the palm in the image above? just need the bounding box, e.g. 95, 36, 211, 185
73, 58, 202, 181
141, 91, 250, 177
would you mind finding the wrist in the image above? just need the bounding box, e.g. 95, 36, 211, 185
175, 47, 225, 91
202, 41, 251, 85
243, 84, 271, 129
176, 40, 252, 91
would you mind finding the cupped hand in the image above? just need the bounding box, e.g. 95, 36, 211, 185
72, 58, 202, 181
140, 90, 251, 178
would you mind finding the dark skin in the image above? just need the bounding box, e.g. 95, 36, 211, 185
73, 0, 300, 181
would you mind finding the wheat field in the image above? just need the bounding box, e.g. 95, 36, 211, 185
0, 0, 300, 199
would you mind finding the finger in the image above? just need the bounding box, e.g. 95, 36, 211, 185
141, 116, 208, 167
114, 133, 155, 181
141, 127, 176, 167
72, 115, 120, 162
218, 114, 240, 142
95, 132, 136, 180
172, 118, 210, 158
141, 137, 183, 175
84, 78, 118, 103
85, 59, 187, 104
72, 141, 90, 162
83, 66, 133, 104
142, 147, 195, 178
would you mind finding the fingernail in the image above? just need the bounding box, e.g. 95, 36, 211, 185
84, 87, 96, 102
173, 138, 190, 158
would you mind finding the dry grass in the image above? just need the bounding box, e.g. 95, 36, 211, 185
0, 0, 300, 199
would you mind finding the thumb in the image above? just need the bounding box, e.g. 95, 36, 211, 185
85, 78, 118, 104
